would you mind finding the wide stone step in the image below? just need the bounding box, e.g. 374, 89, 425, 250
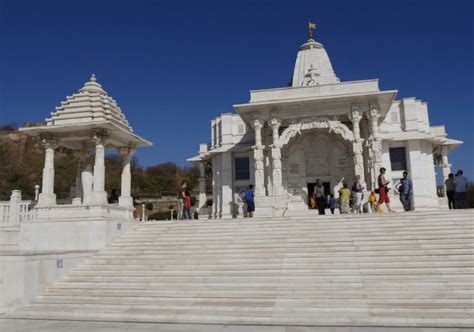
42, 286, 474, 298
33, 295, 472, 307
11, 305, 473, 327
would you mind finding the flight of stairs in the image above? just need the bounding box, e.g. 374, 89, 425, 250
10, 210, 474, 327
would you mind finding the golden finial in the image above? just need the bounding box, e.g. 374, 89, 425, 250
308, 21, 317, 40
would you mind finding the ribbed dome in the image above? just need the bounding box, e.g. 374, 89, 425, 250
291, 39, 339, 87
46, 74, 133, 131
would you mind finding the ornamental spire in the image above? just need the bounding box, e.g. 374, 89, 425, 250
308, 21, 316, 40
90, 73, 97, 82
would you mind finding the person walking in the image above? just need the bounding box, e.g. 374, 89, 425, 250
339, 183, 351, 214
245, 184, 255, 217
314, 179, 326, 215
351, 175, 364, 214
445, 173, 456, 209
454, 170, 469, 209
399, 171, 413, 212
377, 167, 394, 212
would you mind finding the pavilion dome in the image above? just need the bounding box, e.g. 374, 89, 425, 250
46, 74, 133, 132
291, 38, 340, 87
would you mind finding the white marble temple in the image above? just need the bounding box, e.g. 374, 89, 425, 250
189, 36, 462, 218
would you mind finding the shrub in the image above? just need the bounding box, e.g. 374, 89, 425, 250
148, 211, 178, 220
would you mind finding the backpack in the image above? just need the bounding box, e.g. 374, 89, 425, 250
245, 189, 253, 201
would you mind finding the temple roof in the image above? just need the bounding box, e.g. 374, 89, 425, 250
20, 75, 152, 149
46, 74, 132, 131
291, 38, 340, 87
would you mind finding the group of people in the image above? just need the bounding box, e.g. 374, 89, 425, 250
310, 176, 366, 215
444, 170, 469, 209
310, 168, 417, 214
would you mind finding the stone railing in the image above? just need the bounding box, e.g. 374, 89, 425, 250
0, 190, 37, 226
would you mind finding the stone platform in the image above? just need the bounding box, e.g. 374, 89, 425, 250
6, 210, 474, 328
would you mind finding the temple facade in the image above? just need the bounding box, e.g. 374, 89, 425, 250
189, 35, 462, 218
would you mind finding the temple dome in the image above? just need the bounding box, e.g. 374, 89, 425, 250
291, 38, 340, 87
46, 74, 133, 131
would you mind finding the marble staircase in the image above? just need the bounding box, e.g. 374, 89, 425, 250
10, 210, 474, 327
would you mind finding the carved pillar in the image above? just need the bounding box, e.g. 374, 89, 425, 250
349, 107, 365, 184
92, 132, 108, 205
367, 106, 384, 187
72, 151, 88, 205
37, 139, 58, 207
252, 118, 266, 196
440, 146, 451, 181
118, 146, 135, 208
198, 162, 207, 209
270, 117, 283, 195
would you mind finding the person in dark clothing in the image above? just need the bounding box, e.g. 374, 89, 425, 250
108, 189, 119, 204
445, 173, 456, 209
245, 184, 255, 218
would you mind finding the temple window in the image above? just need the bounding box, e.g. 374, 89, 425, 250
234, 157, 250, 180
389, 147, 407, 171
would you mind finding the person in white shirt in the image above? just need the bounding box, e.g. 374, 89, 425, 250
313, 179, 326, 215
454, 170, 469, 209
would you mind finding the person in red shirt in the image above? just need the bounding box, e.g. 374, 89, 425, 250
377, 167, 394, 212
183, 190, 192, 219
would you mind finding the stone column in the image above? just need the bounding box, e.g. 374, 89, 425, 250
72, 151, 88, 205
270, 117, 283, 195
440, 146, 452, 181
349, 107, 365, 184
252, 118, 266, 196
118, 146, 135, 208
37, 139, 57, 207
92, 133, 108, 205
367, 106, 384, 186
198, 162, 207, 209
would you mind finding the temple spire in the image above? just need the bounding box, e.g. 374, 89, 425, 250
308, 21, 316, 40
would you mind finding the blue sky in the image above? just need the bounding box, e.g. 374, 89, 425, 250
1, 0, 472, 180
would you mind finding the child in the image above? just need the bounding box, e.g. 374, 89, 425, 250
309, 194, 317, 209
368, 191, 382, 213
328, 194, 337, 215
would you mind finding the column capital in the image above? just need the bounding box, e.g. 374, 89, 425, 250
91, 128, 109, 145
117, 145, 136, 157
368, 104, 380, 120
252, 117, 265, 129
349, 106, 362, 122
40, 138, 59, 150
270, 116, 281, 128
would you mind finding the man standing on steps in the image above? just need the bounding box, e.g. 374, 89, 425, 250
245, 184, 255, 218
399, 171, 413, 212
454, 170, 469, 209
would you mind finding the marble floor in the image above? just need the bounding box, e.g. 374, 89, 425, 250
0, 319, 469, 332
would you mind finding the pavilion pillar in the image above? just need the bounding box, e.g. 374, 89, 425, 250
37, 139, 58, 207
270, 117, 283, 196
349, 107, 365, 185
92, 133, 108, 205
367, 105, 384, 189
252, 118, 266, 197
72, 151, 88, 205
118, 146, 135, 208
440, 146, 452, 181
198, 162, 207, 209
